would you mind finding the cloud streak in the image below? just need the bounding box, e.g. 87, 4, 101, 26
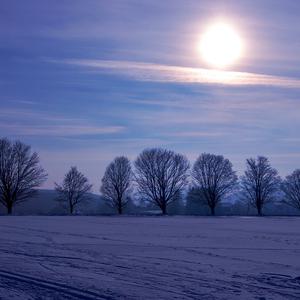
0, 123, 124, 137
0, 108, 124, 137
55, 59, 300, 88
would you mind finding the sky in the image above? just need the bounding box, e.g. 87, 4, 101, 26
1, 0, 300, 191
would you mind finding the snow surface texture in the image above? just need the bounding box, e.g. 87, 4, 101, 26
0, 216, 299, 299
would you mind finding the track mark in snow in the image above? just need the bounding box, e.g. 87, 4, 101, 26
0, 269, 118, 300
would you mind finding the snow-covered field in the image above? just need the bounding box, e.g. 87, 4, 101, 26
0, 216, 299, 299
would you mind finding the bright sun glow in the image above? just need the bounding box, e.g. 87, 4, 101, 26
199, 22, 243, 68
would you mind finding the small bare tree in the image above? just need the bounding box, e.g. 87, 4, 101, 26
0, 138, 47, 214
100, 156, 132, 214
281, 169, 300, 211
192, 153, 237, 215
241, 156, 280, 216
55, 166, 92, 214
134, 148, 189, 215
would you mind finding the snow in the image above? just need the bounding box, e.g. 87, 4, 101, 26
0, 216, 299, 299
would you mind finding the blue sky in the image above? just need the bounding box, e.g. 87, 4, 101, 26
1, 0, 300, 190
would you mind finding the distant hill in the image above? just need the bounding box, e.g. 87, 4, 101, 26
1, 189, 299, 216
0, 189, 104, 215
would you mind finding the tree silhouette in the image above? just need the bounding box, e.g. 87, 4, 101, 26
241, 156, 280, 216
55, 166, 92, 214
281, 169, 300, 211
0, 138, 47, 214
101, 156, 132, 214
134, 148, 189, 215
192, 153, 237, 215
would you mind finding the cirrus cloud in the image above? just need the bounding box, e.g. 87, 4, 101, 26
51, 58, 300, 88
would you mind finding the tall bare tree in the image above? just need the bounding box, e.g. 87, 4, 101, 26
55, 166, 92, 214
281, 169, 300, 211
241, 156, 280, 216
134, 148, 189, 214
100, 156, 132, 214
0, 138, 47, 214
192, 153, 237, 215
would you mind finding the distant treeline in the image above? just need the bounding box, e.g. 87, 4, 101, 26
0, 138, 299, 216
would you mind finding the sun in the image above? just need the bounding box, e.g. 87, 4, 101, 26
199, 22, 243, 68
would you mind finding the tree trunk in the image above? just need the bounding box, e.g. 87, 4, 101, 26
117, 203, 122, 214
161, 202, 167, 215
210, 205, 215, 216
70, 204, 74, 215
7, 204, 12, 215
257, 205, 262, 216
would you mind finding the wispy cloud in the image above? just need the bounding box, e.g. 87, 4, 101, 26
0, 108, 88, 123
0, 108, 124, 137
169, 131, 225, 138
53, 59, 300, 88
0, 123, 124, 137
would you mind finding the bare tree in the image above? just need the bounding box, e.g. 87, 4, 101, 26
134, 148, 189, 215
0, 138, 47, 214
100, 156, 132, 214
281, 169, 300, 211
55, 166, 92, 214
192, 153, 237, 215
241, 156, 280, 216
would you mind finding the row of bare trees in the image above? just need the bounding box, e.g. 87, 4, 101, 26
1, 138, 300, 215
99, 148, 299, 216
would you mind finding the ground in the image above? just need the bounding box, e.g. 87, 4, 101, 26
0, 216, 299, 299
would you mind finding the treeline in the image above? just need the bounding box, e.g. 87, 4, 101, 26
0, 138, 300, 216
